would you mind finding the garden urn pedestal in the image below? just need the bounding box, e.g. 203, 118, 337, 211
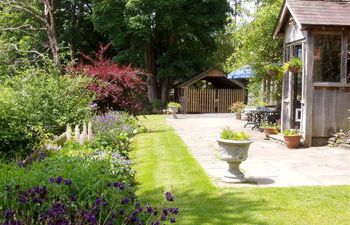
168, 106, 179, 119
216, 139, 253, 183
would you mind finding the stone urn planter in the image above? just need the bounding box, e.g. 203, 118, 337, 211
168, 106, 179, 119
217, 138, 253, 183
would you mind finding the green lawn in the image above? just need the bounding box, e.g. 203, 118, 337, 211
131, 115, 350, 225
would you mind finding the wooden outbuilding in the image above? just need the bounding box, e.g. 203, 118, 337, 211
274, 0, 350, 146
177, 68, 246, 113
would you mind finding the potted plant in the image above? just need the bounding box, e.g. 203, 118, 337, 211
229, 101, 246, 120
283, 57, 302, 74
167, 101, 182, 119
283, 129, 302, 149
216, 127, 253, 183
264, 63, 281, 76
261, 122, 279, 139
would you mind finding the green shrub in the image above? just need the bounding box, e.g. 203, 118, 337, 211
0, 67, 94, 160
220, 127, 250, 141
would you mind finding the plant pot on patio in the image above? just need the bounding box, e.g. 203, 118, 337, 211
167, 102, 181, 119
228, 101, 246, 120
217, 128, 253, 183
261, 122, 279, 139
283, 129, 302, 149
263, 128, 277, 139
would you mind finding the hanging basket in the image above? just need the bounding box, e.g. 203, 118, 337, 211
267, 69, 278, 76
288, 67, 300, 74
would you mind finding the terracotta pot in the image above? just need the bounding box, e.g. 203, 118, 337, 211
264, 128, 277, 139
236, 113, 242, 120
283, 135, 301, 149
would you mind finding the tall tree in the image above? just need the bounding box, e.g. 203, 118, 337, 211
0, 0, 105, 71
92, 0, 230, 104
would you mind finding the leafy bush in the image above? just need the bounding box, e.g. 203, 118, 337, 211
220, 127, 250, 141
0, 67, 94, 160
90, 111, 138, 155
70, 44, 147, 114
228, 101, 246, 113
0, 144, 179, 225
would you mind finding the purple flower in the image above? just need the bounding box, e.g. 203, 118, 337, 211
161, 215, 166, 221
165, 192, 174, 201
3, 208, 14, 219
121, 197, 129, 205
49, 177, 55, 183
170, 218, 176, 223
64, 179, 72, 185
56, 176, 63, 184
119, 208, 125, 215
146, 204, 153, 213
70, 195, 77, 201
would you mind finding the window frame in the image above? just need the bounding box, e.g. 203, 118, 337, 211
312, 31, 344, 84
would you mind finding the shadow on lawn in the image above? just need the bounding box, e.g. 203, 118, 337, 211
139, 187, 271, 225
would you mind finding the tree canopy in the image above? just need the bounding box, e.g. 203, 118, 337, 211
92, 0, 231, 104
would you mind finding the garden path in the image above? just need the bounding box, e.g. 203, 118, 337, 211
167, 114, 350, 187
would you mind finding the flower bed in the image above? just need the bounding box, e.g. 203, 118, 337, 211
0, 112, 178, 225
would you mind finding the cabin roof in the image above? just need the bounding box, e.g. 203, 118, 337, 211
178, 67, 245, 89
274, 0, 350, 37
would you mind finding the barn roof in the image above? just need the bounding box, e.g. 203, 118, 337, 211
274, 0, 350, 37
178, 67, 245, 89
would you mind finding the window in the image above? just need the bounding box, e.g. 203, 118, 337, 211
314, 34, 341, 82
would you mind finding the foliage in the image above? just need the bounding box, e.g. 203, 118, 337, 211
71, 44, 147, 114
282, 129, 301, 136
0, 145, 178, 225
0, 67, 94, 160
90, 111, 138, 155
283, 57, 302, 74
226, 0, 283, 77
167, 102, 182, 109
228, 101, 246, 113
220, 127, 250, 141
92, 0, 231, 103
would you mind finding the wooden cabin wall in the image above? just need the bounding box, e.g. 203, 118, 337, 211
312, 87, 350, 137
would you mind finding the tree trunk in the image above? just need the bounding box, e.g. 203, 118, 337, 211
144, 42, 157, 103
161, 76, 170, 105
43, 0, 60, 67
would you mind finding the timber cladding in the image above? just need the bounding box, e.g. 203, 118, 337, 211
183, 89, 244, 113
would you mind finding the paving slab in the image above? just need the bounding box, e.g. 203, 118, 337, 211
167, 114, 350, 187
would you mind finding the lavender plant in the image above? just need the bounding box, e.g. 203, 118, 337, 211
91, 111, 138, 154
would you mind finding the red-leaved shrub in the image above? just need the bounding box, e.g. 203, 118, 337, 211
71, 44, 147, 114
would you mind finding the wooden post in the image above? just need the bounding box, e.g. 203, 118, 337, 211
302, 31, 314, 147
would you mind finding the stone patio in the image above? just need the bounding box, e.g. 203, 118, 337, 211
167, 114, 350, 187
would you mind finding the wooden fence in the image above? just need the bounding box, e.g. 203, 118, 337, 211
181, 88, 245, 113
